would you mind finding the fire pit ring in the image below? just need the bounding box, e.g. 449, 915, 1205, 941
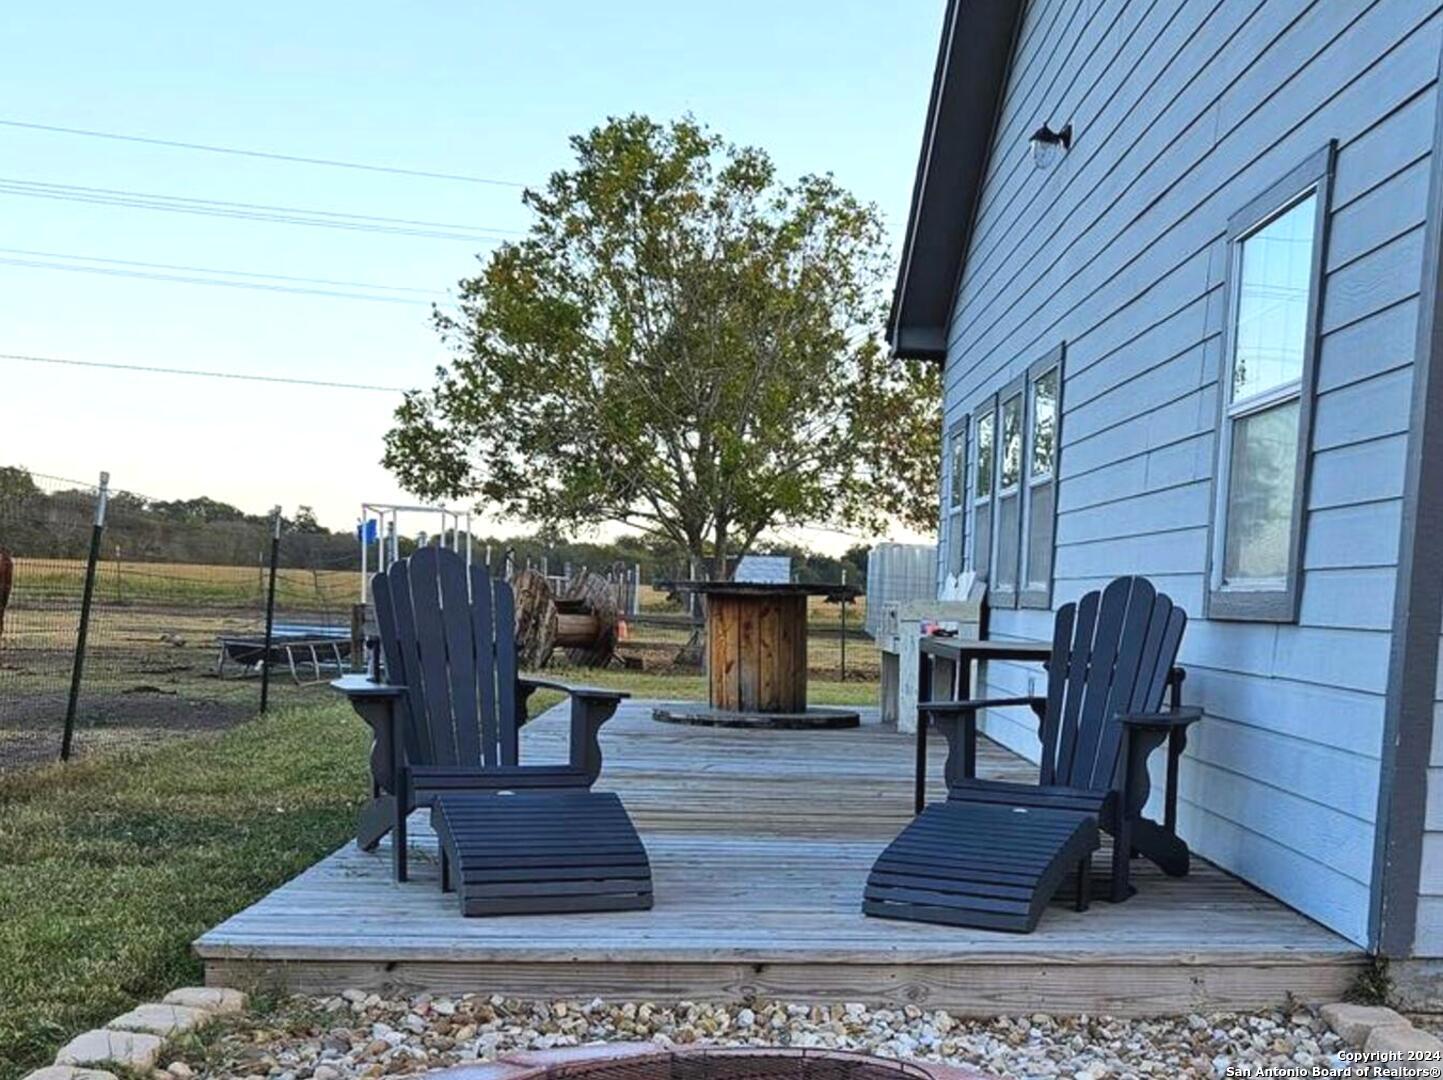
431, 1042, 995, 1080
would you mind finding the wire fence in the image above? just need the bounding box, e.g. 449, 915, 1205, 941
0, 465, 360, 773
0, 462, 879, 774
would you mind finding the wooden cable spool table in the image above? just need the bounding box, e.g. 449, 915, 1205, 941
652, 581, 862, 729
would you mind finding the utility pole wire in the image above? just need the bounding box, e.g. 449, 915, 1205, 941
0, 352, 411, 393
0, 117, 528, 188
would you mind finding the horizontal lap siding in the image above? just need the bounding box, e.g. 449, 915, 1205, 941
944, 0, 1439, 947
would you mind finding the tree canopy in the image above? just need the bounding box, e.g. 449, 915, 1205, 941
386, 115, 939, 577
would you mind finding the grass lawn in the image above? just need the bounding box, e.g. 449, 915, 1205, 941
0, 700, 371, 1080
0, 671, 878, 1080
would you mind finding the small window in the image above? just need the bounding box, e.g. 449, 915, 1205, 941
1209, 144, 1332, 622
945, 419, 967, 577
949, 425, 966, 510
971, 400, 996, 578
1031, 367, 1058, 478
1021, 346, 1063, 609
991, 381, 1026, 607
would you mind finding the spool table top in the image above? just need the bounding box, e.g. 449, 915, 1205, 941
659, 580, 861, 601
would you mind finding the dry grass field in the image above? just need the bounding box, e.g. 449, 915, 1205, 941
0, 567, 879, 772
10, 556, 354, 610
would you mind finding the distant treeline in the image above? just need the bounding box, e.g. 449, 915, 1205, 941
0, 467, 356, 569
485, 534, 869, 587
0, 466, 871, 583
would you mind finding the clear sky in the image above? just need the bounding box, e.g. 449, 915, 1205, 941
1, 1, 944, 552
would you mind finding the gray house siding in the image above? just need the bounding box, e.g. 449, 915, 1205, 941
937, 0, 1439, 947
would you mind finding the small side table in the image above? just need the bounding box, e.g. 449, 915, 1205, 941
913, 636, 1053, 813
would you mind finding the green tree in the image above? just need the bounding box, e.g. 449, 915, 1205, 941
385, 114, 939, 578
149, 496, 246, 524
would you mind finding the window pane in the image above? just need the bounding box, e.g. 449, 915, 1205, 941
1223, 398, 1300, 584
974, 502, 991, 577
949, 430, 966, 509
1030, 368, 1058, 477
1000, 395, 1023, 489
947, 512, 964, 575
1026, 482, 1055, 591
975, 412, 994, 498
995, 491, 1020, 591
1232, 194, 1316, 403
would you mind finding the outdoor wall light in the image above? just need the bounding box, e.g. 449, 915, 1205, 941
1029, 123, 1072, 170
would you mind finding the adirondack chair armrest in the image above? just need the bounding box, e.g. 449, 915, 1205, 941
1117, 705, 1203, 848
921, 697, 1046, 785
330, 674, 407, 699
919, 695, 1047, 717
516, 676, 629, 702
516, 676, 628, 784
1119, 706, 1203, 730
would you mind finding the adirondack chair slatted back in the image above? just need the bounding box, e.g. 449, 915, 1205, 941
371, 546, 522, 768
1036, 576, 1186, 792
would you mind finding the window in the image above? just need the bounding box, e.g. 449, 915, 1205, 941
1020, 346, 1063, 608
945, 418, 967, 577
965, 344, 1065, 609
971, 398, 996, 578
990, 379, 1026, 608
1208, 144, 1332, 622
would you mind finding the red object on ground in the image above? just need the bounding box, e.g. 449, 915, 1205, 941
0, 547, 12, 651
431, 1043, 995, 1080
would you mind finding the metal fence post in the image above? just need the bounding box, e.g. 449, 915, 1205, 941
259, 506, 281, 714
60, 471, 109, 761
840, 569, 848, 683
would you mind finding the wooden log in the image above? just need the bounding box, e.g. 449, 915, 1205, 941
555, 610, 601, 647
510, 568, 557, 670
560, 569, 620, 668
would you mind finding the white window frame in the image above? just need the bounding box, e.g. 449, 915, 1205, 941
1207, 143, 1334, 623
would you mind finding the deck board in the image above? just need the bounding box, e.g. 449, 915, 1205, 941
198, 701, 1362, 1014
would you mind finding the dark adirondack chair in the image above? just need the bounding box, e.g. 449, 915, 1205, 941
333, 546, 652, 915
864, 576, 1200, 932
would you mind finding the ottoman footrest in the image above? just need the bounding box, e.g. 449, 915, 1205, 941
863, 801, 1099, 933
431, 791, 653, 916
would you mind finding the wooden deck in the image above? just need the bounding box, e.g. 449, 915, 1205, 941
198, 701, 1363, 1015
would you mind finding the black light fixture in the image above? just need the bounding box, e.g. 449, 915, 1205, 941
1029, 122, 1072, 170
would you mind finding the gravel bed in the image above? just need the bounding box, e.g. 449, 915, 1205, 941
174, 994, 1347, 1080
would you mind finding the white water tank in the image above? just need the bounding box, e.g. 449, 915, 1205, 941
864, 543, 937, 639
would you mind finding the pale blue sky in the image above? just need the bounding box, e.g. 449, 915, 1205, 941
1, 1, 943, 550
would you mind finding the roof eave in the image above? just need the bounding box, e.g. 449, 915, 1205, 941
887, 0, 1024, 364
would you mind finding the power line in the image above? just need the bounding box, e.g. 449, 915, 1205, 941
0, 177, 523, 242
0, 248, 440, 294
0, 352, 413, 393
0, 256, 434, 304
0, 247, 448, 304
0, 177, 526, 234
0, 117, 528, 188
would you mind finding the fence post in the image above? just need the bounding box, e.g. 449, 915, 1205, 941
61, 471, 109, 761
260, 506, 282, 714
839, 569, 848, 684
